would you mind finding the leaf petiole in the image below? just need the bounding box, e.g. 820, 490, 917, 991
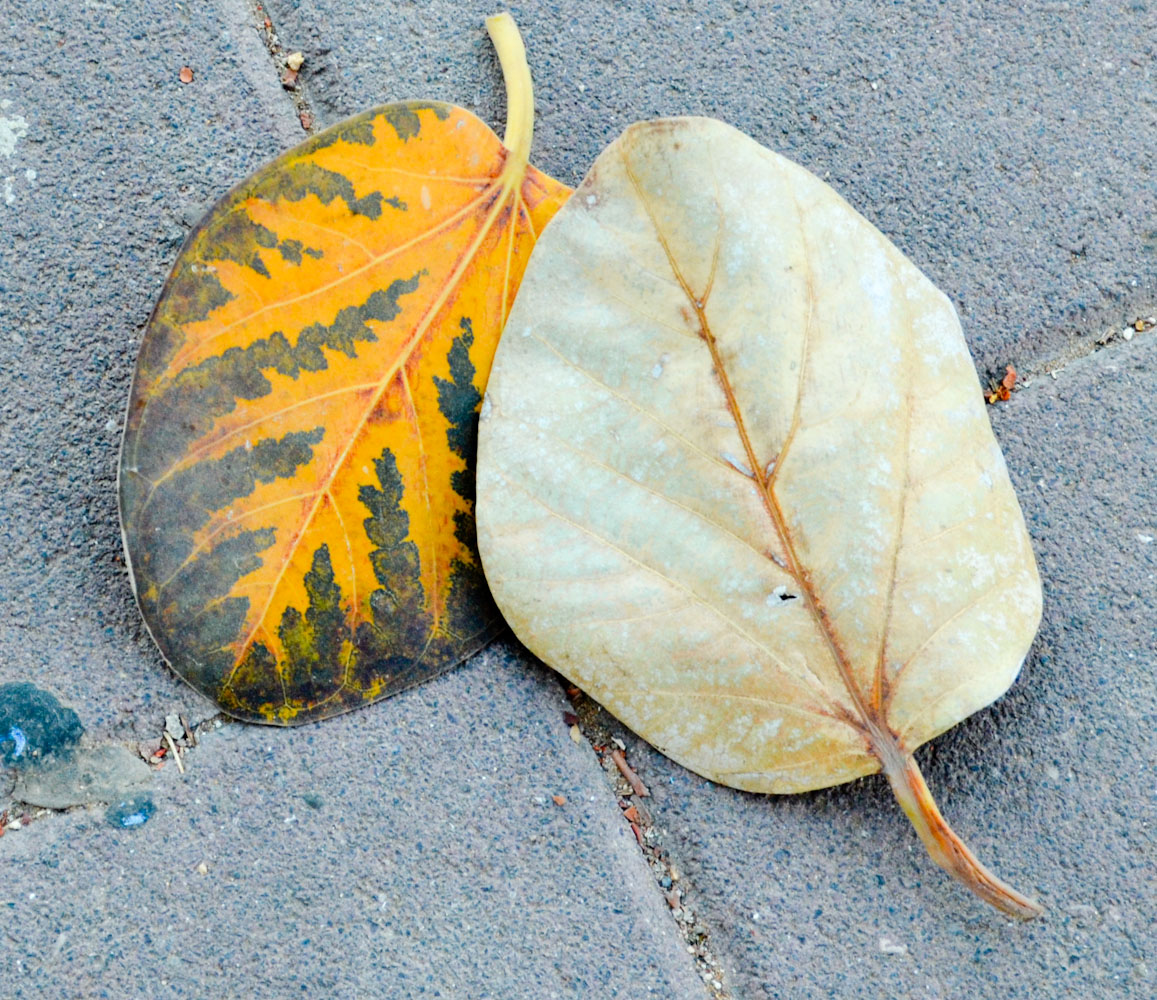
877, 739, 1044, 919
486, 12, 534, 178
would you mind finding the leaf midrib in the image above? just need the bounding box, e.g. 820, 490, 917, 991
619, 137, 903, 750
225, 167, 534, 683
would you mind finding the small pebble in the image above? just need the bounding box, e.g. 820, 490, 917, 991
286, 51, 305, 71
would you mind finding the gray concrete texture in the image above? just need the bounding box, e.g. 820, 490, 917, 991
0, 0, 1153, 997
626, 335, 1157, 998
3, 645, 702, 999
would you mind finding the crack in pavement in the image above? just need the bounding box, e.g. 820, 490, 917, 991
976, 309, 1154, 416
561, 680, 734, 1000
247, 0, 319, 133
999, 308, 1156, 389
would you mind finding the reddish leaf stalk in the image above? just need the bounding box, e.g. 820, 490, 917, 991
873, 734, 1043, 919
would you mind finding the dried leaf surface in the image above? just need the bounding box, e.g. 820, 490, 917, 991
477, 117, 1042, 913
120, 24, 570, 723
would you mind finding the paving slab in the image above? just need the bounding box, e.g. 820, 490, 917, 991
1, 0, 1155, 998
269, 0, 1157, 369
0, 2, 704, 997
611, 333, 1157, 999
2, 645, 704, 999
261, 5, 1157, 995
0, 0, 302, 738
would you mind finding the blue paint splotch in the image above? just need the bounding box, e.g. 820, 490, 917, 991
0, 682, 84, 765
6, 726, 28, 759
1, 682, 155, 829
106, 795, 155, 829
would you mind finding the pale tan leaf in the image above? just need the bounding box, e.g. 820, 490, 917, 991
477, 117, 1043, 916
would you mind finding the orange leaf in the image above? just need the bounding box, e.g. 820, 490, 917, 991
1001, 364, 1017, 391
120, 16, 570, 724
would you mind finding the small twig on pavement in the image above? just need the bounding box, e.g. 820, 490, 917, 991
164, 731, 185, 774
610, 748, 649, 797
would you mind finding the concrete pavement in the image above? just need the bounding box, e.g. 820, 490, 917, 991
1, 1, 1154, 997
